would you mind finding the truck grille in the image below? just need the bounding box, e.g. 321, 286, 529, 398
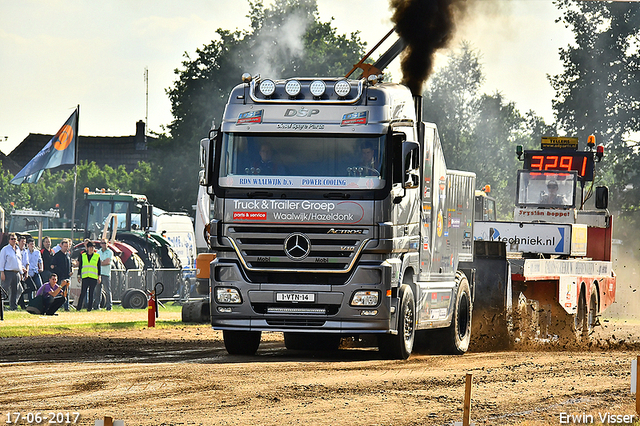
226, 224, 371, 273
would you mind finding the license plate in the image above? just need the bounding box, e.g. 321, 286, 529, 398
276, 292, 315, 302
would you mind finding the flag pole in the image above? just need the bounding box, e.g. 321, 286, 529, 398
70, 105, 79, 243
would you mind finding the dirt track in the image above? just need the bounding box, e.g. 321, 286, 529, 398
1, 319, 640, 426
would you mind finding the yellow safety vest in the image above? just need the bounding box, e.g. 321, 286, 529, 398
81, 252, 99, 279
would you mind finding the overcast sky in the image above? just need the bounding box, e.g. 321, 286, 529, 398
0, 0, 573, 155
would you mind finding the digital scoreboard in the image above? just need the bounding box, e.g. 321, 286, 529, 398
523, 150, 595, 181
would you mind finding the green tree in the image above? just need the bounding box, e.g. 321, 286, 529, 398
423, 42, 549, 218
156, 0, 366, 211
0, 161, 157, 230
550, 0, 640, 211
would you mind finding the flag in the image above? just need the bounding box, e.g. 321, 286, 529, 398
11, 109, 78, 184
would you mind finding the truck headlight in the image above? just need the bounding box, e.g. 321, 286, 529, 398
350, 290, 380, 307
215, 287, 242, 304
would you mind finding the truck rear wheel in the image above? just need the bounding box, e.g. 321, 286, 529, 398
223, 330, 261, 355
588, 290, 598, 335
574, 289, 589, 341
438, 272, 472, 355
378, 284, 415, 360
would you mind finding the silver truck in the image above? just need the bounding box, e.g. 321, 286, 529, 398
197, 68, 489, 359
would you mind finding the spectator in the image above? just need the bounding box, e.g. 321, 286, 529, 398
96, 239, 114, 311
16, 235, 30, 309
76, 241, 101, 311
23, 238, 44, 304
52, 239, 64, 254
51, 239, 72, 311
0, 233, 23, 310
40, 236, 54, 282
35, 273, 68, 315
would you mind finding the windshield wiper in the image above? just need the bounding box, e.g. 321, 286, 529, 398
247, 191, 273, 198
323, 192, 350, 199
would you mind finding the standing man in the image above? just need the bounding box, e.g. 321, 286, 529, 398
40, 236, 54, 282
16, 235, 30, 309
96, 239, 113, 311
0, 233, 23, 310
24, 238, 44, 303
51, 239, 72, 311
76, 241, 101, 311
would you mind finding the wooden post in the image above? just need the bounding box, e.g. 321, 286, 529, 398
104, 417, 113, 426
463, 373, 472, 426
636, 355, 640, 416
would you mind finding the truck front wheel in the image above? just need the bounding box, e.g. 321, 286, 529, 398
223, 330, 261, 355
378, 284, 415, 360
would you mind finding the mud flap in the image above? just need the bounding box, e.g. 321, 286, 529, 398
461, 241, 512, 350
382, 258, 402, 335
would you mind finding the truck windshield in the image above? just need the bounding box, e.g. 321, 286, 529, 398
218, 133, 386, 190
516, 170, 577, 208
86, 200, 131, 240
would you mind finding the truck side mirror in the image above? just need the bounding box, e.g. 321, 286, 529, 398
200, 136, 216, 186
141, 204, 153, 230
595, 186, 608, 209
402, 141, 420, 189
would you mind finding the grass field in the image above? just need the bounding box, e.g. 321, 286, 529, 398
0, 303, 187, 337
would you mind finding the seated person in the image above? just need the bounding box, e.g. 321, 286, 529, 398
34, 273, 69, 315
357, 141, 380, 176
252, 143, 282, 175
539, 180, 567, 205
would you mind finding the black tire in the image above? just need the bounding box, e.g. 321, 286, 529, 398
99, 290, 107, 309
120, 289, 133, 308
123, 252, 145, 270
588, 289, 598, 335
124, 289, 147, 309
284, 333, 341, 351
111, 256, 128, 300
160, 245, 182, 269
574, 288, 588, 340
223, 330, 261, 355
378, 284, 415, 360
438, 271, 472, 355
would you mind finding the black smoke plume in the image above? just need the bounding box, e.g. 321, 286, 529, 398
391, 0, 468, 95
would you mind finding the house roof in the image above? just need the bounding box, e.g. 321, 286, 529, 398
0, 151, 22, 175
8, 121, 155, 173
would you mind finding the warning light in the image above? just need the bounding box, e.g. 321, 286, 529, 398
587, 134, 596, 148
596, 144, 604, 162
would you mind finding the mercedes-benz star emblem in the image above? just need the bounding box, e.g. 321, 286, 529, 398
284, 233, 311, 261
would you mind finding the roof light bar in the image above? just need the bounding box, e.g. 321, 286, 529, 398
309, 80, 326, 97
259, 79, 276, 97
334, 80, 351, 97
285, 79, 301, 97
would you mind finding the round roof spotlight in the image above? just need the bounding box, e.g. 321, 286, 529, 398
241, 72, 252, 83
259, 79, 276, 97
285, 79, 302, 97
367, 74, 378, 85
377, 74, 384, 83
334, 80, 351, 97
309, 80, 326, 97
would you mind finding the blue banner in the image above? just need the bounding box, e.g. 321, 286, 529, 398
11, 109, 77, 184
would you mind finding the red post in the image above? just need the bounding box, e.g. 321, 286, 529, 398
147, 291, 156, 327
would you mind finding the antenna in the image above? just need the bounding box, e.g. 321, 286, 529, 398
144, 67, 149, 144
